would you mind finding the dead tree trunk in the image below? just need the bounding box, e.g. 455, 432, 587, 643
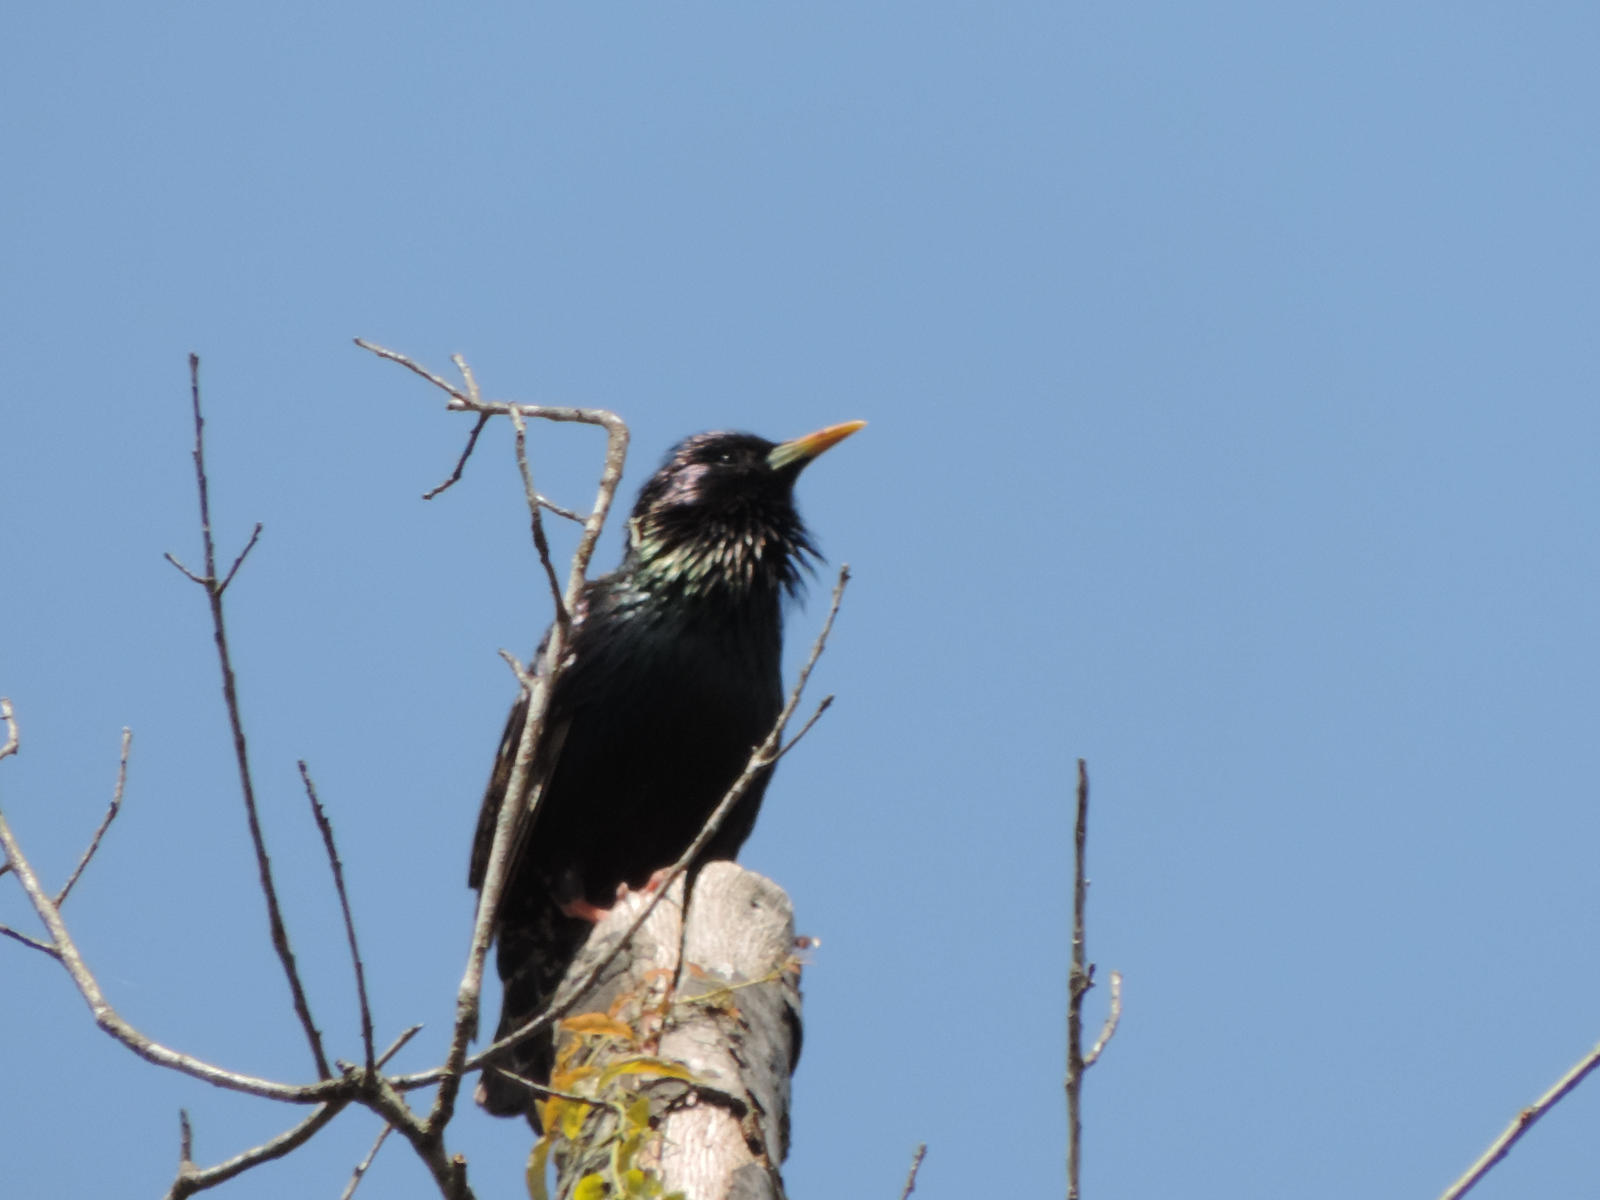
541, 862, 802, 1200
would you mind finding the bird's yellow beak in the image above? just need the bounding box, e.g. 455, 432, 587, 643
767, 420, 868, 471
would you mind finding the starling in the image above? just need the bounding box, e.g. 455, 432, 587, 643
469, 419, 864, 1124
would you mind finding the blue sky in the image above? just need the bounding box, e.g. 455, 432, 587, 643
4, 4, 1599, 1197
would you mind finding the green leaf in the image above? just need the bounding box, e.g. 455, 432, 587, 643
625, 1095, 653, 1131
525, 1137, 552, 1200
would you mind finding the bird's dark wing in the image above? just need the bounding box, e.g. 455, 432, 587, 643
467, 691, 570, 892
468, 595, 597, 1126
469, 677, 585, 1124
467, 586, 595, 892
467, 689, 523, 891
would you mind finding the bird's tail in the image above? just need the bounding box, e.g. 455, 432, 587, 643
475, 902, 589, 1131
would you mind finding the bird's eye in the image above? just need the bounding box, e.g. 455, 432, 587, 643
716, 451, 735, 465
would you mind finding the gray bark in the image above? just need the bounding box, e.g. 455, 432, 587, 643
547, 862, 802, 1200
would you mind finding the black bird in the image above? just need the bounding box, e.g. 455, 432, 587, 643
469, 420, 864, 1124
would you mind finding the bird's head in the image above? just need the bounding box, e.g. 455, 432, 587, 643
626, 420, 865, 600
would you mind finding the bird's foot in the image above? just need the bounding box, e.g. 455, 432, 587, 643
558, 896, 614, 924
637, 867, 674, 896
559, 870, 677, 924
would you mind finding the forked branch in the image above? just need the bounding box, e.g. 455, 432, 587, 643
1437, 1041, 1600, 1200
1065, 759, 1121, 1200
351, 339, 630, 1136
164, 354, 330, 1080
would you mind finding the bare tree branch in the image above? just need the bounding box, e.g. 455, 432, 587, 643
1065, 759, 1121, 1199
1066, 759, 1089, 1200
506, 401, 567, 627
300, 761, 376, 1071
898, 1143, 928, 1200
0, 700, 359, 1100
55, 727, 132, 907
5, 355, 871, 1199
430, 355, 557, 615
0, 921, 58, 956
365, 1073, 473, 1200
166, 354, 331, 1080
166, 1103, 347, 1200
339, 1122, 394, 1200
422, 413, 491, 500
535, 494, 585, 523
777, 695, 834, 761
0, 358, 644, 1199
0, 701, 15, 896
1437, 1041, 1600, 1200
352, 339, 631, 1142
0, 697, 17, 761
377, 1023, 425, 1065
1084, 970, 1122, 1068
218, 522, 263, 596
0, 789, 348, 1101
165, 1023, 423, 1199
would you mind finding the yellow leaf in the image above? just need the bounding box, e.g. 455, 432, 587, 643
625, 1096, 653, 1130
616, 1131, 644, 1169
560, 1097, 595, 1141
597, 1056, 695, 1089
525, 1138, 552, 1200
572, 1172, 609, 1200
561, 1013, 637, 1040
550, 1063, 598, 1092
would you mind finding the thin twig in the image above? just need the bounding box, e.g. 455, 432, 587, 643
0, 700, 10, 883
777, 696, 834, 760
163, 553, 206, 585
1084, 970, 1122, 1067
423, 413, 491, 500
168, 354, 330, 1080
432, 405, 626, 1133
55, 727, 132, 906
356, 340, 631, 1139
453, 353, 479, 406
166, 1103, 347, 1200
300, 761, 376, 1071
1437, 1041, 1600, 1200
354, 339, 464, 396
1066, 759, 1089, 1200
898, 1143, 928, 1200
377, 1023, 425, 1065
497, 649, 532, 687
1, 703, 30, 927
165, 1022, 426, 1199
366, 1073, 473, 1200
0, 799, 352, 1100
0, 697, 17, 761
538, 495, 585, 523
0, 923, 58, 956
494, 1067, 629, 1112
218, 523, 263, 595
461, 567, 850, 1085
338, 1122, 394, 1200
506, 403, 568, 628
